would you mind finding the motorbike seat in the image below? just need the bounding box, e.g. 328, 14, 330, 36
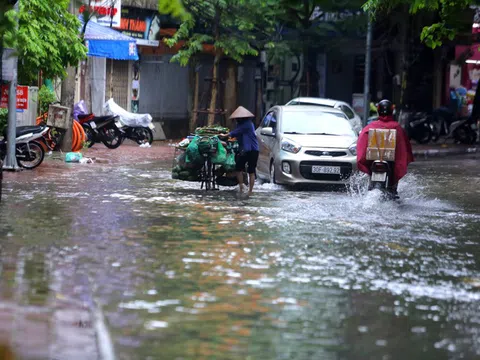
91, 115, 116, 123
78, 114, 94, 121
3, 126, 46, 139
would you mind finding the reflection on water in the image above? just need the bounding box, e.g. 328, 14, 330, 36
0, 155, 479, 359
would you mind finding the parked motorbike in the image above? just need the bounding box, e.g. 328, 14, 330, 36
368, 160, 397, 200
117, 122, 154, 145
77, 114, 123, 149
0, 126, 48, 169
404, 112, 433, 144
446, 116, 478, 144
103, 98, 155, 145
431, 107, 457, 142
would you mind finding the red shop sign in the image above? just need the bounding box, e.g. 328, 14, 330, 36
0, 85, 28, 110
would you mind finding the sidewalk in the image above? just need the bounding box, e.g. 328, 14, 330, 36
412, 142, 478, 159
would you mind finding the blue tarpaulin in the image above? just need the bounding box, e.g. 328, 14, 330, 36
80, 17, 139, 60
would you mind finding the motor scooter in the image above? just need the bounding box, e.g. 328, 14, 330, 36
368, 160, 398, 200
0, 126, 49, 169
73, 101, 123, 149
446, 116, 477, 144
103, 98, 155, 145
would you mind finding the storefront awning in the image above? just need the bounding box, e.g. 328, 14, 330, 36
80, 17, 139, 61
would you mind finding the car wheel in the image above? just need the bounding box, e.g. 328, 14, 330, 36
269, 161, 277, 184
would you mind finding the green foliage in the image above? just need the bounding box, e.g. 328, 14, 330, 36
0, 108, 8, 135
38, 85, 57, 115
160, 0, 366, 66
0, 3, 16, 45
363, 0, 475, 48
2, 0, 87, 84
161, 0, 278, 66
158, 0, 188, 20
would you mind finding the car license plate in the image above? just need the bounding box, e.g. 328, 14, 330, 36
311, 165, 341, 174
148, 123, 155, 130
90, 121, 97, 129
371, 172, 387, 182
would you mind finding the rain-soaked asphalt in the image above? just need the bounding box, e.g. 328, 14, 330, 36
0, 148, 479, 360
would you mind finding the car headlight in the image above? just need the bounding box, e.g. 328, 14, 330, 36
349, 143, 357, 155
281, 138, 302, 154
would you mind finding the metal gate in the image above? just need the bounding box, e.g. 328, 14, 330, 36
105, 59, 130, 110
139, 55, 189, 120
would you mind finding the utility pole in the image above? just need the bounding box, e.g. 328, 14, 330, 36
60, 0, 77, 152
362, 14, 373, 127
4, 0, 19, 171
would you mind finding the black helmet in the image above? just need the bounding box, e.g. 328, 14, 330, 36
377, 99, 394, 116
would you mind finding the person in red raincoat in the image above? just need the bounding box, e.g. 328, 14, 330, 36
357, 99, 414, 192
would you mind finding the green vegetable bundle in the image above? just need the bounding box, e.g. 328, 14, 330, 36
194, 126, 229, 136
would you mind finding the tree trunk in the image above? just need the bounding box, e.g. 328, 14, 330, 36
224, 60, 237, 129
207, 52, 221, 126
395, 6, 408, 108
190, 68, 200, 133
432, 48, 442, 109
60, 0, 77, 152
255, 75, 263, 127
60, 65, 76, 152
302, 45, 310, 96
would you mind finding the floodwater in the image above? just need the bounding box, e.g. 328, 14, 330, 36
0, 152, 479, 360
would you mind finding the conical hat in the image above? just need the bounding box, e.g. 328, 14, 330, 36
229, 106, 254, 119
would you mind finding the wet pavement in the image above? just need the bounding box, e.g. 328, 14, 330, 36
0, 144, 479, 360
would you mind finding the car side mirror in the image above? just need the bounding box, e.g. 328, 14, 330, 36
260, 127, 275, 137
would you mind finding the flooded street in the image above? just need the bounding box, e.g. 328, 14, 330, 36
0, 150, 479, 360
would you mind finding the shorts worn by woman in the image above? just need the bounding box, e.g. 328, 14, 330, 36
235, 150, 259, 174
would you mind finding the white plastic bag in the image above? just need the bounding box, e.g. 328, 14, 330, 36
103, 98, 152, 128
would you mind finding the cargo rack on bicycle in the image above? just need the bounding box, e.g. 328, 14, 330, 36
171, 126, 240, 190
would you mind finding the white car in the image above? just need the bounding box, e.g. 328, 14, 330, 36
286, 97, 363, 134
255, 105, 358, 186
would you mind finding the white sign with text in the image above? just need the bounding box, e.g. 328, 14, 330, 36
79, 0, 122, 28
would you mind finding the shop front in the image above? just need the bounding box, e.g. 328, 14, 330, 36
446, 44, 480, 116
113, 6, 190, 137
77, 16, 139, 117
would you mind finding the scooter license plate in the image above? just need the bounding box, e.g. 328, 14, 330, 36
148, 123, 155, 130
371, 172, 387, 182
115, 121, 123, 128
90, 121, 97, 129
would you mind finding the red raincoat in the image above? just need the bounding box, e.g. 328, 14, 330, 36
357, 115, 414, 185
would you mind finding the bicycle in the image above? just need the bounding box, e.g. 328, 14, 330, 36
197, 137, 219, 191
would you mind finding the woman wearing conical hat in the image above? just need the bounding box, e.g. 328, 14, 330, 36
221, 106, 259, 197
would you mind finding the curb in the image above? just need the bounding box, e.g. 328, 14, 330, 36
413, 147, 478, 158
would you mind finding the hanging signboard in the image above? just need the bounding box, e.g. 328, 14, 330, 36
114, 6, 169, 46
1, 49, 16, 82
79, 0, 122, 28
0, 85, 29, 111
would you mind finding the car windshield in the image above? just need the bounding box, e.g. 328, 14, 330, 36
281, 111, 356, 136
288, 101, 333, 107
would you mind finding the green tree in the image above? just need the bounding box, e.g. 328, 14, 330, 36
270, 0, 365, 96
363, 0, 473, 48
159, 0, 188, 20
363, 0, 480, 122
2, 0, 87, 84
0, 1, 16, 42
163, 0, 278, 125
160, 0, 366, 98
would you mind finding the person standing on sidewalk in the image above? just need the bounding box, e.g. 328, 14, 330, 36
221, 106, 259, 197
